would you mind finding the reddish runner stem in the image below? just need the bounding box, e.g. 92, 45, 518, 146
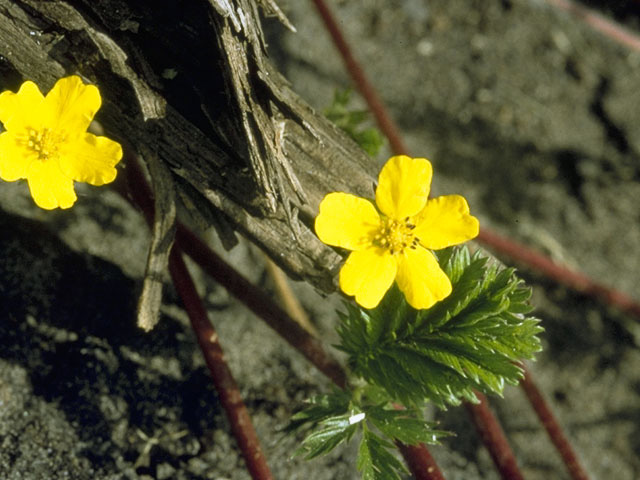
478, 228, 640, 318
545, 0, 640, 52
175, 223, 348, 389
465, 394, 524, 480
310, 0, 409, 156
397, 443, 446, 480
520, 365, 591, 480
122, 158, 273, 480
169, 247, 274, 480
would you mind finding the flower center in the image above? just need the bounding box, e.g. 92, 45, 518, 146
26, 128, 61, 161
372, 217, 420, 255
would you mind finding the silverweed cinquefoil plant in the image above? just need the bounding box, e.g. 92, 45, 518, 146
0, 76, 122, 209
291, 101, 542, 480
315, 155, 479, 310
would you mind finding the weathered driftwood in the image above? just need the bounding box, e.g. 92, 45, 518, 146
0, 0, 376, 293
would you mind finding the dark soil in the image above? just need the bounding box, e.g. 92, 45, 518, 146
1, 1, 639, 479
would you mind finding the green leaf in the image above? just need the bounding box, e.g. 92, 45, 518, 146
366, 285, 413, 343
357, 426, 407, 480
292, 246, 543, 478
364, 354, 423, 407
386, 345, 478, 407
285, 389, 352, 433
288, 383, 453, 478
324, 88, 385, 157
337, 246, 544, 408
353, 128, 385, 157
296, 414, 359, 459
365, 406, 449, 445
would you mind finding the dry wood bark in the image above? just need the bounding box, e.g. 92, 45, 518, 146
0, 0, 376, 293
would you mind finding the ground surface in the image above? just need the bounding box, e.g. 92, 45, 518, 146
1, 0, 639, 479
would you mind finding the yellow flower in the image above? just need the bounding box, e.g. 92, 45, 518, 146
315, 155, 479, 310
0, 76, 122, 209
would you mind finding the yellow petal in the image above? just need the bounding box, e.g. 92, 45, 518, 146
59, 133, 122, 185
43, 76, 101, 135
27, 160, 77, 209
375, 155, 432, 220
0, 132, 33, 181
315, 192, 381, 251
339, 248, 397, 309
396, 247, 452, 309
413, 195, 480, 250
0, 81, 45, 131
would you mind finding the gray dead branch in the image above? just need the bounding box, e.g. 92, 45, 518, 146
0, 0, 376, 295
137, 140, 177, 331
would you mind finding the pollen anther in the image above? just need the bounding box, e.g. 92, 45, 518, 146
373, 216, 420, 255
25, 127, 59, 161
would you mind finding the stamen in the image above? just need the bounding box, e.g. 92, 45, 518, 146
25, 128, 60, 161
372, 216, 420, 256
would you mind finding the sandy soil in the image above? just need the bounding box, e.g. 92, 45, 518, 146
1, 0, 639, 479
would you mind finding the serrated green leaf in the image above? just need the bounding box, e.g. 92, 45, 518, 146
285, 390, 352, 433
368, 284, 413, 342
386, 345, 476, 407
336, 304, 370, 353
418, 252, 488, 330
337, 246, 544, 408
357, 427, 407, 480
360, 384, 394, 406
296, 414, 359, 459
363, 355, 420, 407
510, 285, 532, 303
365, 407, 449, 445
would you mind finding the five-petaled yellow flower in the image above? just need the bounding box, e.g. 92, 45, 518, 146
0, 76, 122, 209
315, 155, 479, 310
